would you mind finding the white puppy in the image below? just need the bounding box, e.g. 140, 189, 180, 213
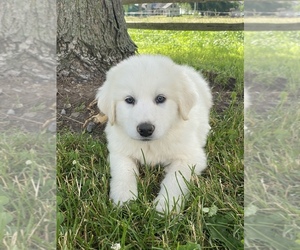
96, 55, 212, 213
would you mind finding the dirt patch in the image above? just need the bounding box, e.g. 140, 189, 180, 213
0, 77, 56, 133
245, 71, 298, 113
56, 75, 107, 138
206, 70, 238, 114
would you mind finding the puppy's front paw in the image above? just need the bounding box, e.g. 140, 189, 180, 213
154, 195, 183, 214
155, 197, 168, 214
110, 181, 138, 205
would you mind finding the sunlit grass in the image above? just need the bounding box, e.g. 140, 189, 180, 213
126, 15, 300, 24
129, 30, 244, 85
126, 15, 244, 23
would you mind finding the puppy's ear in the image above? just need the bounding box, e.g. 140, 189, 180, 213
177, 65, 212, 120
177, 84, 197, 120
174, 65, 199, 120
96, 81, 115, 125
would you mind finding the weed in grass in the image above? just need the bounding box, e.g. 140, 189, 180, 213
27, 102, 47, 112
0, 196, 13, 241
75, 102, 86, 112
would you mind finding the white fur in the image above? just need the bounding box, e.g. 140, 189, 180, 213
96, 55, 212, 213
244, 89, 251, 132
244, 89, 251, 110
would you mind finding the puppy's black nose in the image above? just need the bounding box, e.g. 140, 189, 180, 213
137, 123, 155, 137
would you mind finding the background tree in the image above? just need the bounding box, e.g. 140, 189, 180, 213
245, 1, 291, 12
57, 0, 137, 80
192, 1, 240, 13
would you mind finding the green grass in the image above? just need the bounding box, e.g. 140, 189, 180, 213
245, 105, 300, 249
130, 30, 244, 86
244, 31, 300, 249
57, 30, 244, 249
245, 31, 300, 91
0, 132, 56, 249
126, 15, 300, 24
125, 16, 243, 24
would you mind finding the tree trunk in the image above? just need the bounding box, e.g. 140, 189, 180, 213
57, 0, 137, 80
0, 0, 56, 80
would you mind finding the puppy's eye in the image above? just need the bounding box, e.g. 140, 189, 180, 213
155, 95, 166, 104
125, 96, 135, 105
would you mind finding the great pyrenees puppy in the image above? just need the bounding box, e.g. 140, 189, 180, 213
96, 55, 212, 213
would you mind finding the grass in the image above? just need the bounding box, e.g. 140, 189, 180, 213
125, 16, 244, 24
126, 15, 300, 24
57, 30, 244, 249
244, 31, 300, 248
0, 132, 56, 249
129, 30, 244, 85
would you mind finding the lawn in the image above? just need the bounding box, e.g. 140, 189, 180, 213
0, 132, 56, 249
57, 30, 244, 249
125, 16, 244, 24
126, 15, 300, 24
244, 31, 300, 249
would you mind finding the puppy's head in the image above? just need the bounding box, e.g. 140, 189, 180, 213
96, 55, 209, 141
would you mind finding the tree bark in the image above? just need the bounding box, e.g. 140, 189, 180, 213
57, 0, 137, 80
0, 0, 56, 80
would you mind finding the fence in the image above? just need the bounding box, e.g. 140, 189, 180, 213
122, 0, 300, 31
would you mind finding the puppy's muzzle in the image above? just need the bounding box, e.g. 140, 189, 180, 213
137, 123, 155, 137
